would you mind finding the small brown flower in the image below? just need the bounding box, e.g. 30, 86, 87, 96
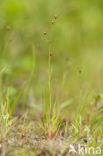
49, 52, 53, 56
54, 15, 58, 19
65, 57, 70, 61
43, 32, 47, 35
78, 67, 82, 73
52, 20, 55, 24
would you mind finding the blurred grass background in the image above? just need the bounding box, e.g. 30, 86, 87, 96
0, 0, 103, 116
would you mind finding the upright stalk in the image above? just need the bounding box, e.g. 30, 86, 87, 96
48, 47, 52, 119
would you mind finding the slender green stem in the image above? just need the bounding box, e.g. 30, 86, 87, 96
48, 47, 52, 119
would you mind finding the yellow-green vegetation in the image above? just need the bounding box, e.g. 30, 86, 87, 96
0, 0, 103, 155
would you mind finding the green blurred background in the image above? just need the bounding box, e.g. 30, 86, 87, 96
0, 0, 103, 115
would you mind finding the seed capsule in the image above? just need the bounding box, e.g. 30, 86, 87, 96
54, 15, 58, 19
49, 52, 53, 56
43, 32, 47, 35
78, 67, 82, 73
52, 20, 55, 24
65, 57, 70, 61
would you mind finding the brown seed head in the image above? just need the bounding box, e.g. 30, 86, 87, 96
65, 57, 70, 61
49, 52, 53, 56
43, 32, 47, 35
78, 67, 82, 73
52, 20, 55, 24
54, 15, 58, 19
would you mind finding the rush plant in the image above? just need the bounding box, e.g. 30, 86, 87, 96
40, 16, 72, 139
